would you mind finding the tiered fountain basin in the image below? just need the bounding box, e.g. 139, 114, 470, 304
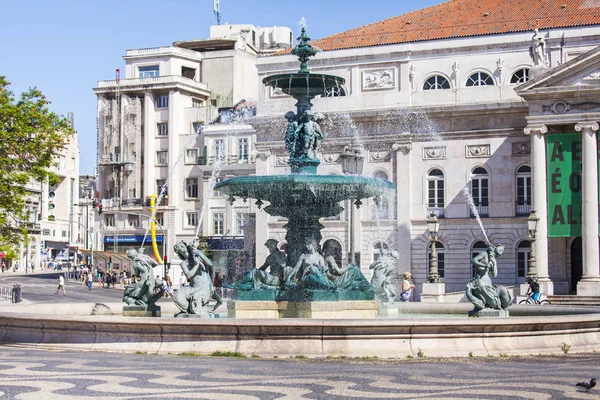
263, 73, 345, 98
2, 302, 600, 358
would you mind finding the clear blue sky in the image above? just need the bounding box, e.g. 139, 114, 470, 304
1, 0, 442, 175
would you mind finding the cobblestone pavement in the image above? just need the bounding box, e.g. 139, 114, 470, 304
0, 347, 598, 399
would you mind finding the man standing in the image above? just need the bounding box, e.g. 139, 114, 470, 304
55, 273, 66, 296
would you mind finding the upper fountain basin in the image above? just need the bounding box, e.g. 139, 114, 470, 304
214, 174, 395, 205
263, 73, 346, 99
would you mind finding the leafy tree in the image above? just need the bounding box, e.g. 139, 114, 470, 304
0, 76, 74, 247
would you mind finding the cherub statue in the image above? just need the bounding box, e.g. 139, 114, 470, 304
295, 110, 323, 159
123, 248, 163, 306
466, 244, 512, 316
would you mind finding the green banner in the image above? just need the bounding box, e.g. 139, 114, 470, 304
546, 133, 582, 237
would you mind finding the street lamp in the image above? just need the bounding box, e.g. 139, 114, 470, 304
426, 213, 440, 283
527, 210, 539, 279
340, 146, 365, 265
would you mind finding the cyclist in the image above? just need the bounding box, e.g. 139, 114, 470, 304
526, 276, 540, 304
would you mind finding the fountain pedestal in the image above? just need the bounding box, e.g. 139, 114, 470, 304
421, 282, 446, 302
123, 304, 161, 317
227, 300, 379, 319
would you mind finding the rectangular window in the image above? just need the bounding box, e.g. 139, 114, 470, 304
156, 179, 168, 196
62, 230, 67, 238
238, 138, 249, 162
213, 213, 224, 235
192, 122, 203, 135
517, 250, 530, 278
155, 212, 164, 227
186, 212, 198, 227
185, 148, 199, 164
43, 229, 51, 236
156, 151, 168, 165
236, 213, 245, 236
139, 65, 159, 78
215, 139, 225, 161
186, 178, 199, 198
192, 98, 203, 107
105, 215, 115, 227
156, 95, 169, 108
157, 123, 168, 136
129, 215, 140, 228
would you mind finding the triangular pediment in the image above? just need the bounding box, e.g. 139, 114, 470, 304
517, 46, 600, 95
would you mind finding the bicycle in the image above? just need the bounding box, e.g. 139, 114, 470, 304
519, 293, 551, 305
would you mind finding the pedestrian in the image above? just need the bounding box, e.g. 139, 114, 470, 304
179, 271, 187, 288
400, 272, 416, 302
1, 261, 4, 273
87, 272, 93, 290
122, 270, 128, 287
55, 273, 66, 296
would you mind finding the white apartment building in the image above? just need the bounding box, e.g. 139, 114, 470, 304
93, 25, 292, 277
251, 0, 600, 297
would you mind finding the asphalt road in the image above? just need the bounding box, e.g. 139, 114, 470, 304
0, 347, 598, 399
0, 270, 126, 304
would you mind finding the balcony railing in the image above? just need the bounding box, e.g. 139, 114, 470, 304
515, 201, 531, 216
205, 155, 253, 166
426, 205, 445, 218
125, 46, 201, 59
19, 222, 41, 231
96, 75, 208, 92
470, 203, 489, 218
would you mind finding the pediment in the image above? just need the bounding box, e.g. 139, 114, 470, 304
517, 45, 600, 94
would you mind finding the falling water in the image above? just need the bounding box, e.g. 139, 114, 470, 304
462, 185, 492, 247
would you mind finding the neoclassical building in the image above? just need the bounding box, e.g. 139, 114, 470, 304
251, 0, 600, 296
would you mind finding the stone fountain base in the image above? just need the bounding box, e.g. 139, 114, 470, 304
122, 304, 161, 317
227, 300, 379, 319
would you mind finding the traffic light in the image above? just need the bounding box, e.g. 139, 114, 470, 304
37, 213, 41, 221
98, 204, 103, 215
108, 254, 112, 265
163, 255, 167, 265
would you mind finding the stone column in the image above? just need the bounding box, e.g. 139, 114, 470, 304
524, 124, 553, 295
575, 122, 600, 295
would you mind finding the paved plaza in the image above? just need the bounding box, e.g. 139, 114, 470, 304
0, 347, 598, 399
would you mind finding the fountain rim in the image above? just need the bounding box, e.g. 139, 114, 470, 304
214, 174, 396, 191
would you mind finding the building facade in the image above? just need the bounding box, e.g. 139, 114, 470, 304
252, 0, 600, 296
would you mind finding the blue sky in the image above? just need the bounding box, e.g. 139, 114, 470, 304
1, 0, 442, 175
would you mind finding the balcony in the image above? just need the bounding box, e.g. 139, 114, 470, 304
19, 222, 41, 232
124, 46, 202, 60
205, 155, 253, 166
470, 203, 489, 218
426, 205, 445, 218
515, 201, 531, 217
94, 75, 209, 95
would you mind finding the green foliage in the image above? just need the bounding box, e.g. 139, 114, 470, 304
417, 348, 425, 358
561, 342, 571, 354
0, 76, 72, 247
209, 351, 247, 358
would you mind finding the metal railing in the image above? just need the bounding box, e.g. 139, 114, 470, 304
426, 206, 445, 218
470, 204, 489, 217
515, 201, 531, 216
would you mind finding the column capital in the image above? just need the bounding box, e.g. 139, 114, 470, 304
524, 125, 548, 135
392, 142, 412, 154
575, 122, 600, 132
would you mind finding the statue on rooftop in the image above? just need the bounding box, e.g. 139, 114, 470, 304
530, 29, 548, 67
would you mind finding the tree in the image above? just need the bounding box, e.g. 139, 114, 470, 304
0, 76, 74, 247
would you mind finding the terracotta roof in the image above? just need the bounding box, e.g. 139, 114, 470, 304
302, 0, 600, 52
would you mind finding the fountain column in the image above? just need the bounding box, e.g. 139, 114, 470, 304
575, 122, 600, 295
524, 124, 553, 295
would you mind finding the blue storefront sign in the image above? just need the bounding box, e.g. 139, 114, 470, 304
104, 235, 163, 244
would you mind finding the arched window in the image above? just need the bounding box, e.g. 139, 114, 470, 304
322, 239, 343, 268
466, 72, 494, 87
427, 242, 445, 278
423, 75, 451, 90
373, 241, 389, 263
510, 68, 530, 84
427, 169, 444, 217
516, 165, 531, 216
470, 167, 489, 217
516, 240, 531, 283
373, 171, 390, 219
471, 241, 488, 277
325, 86, 346, 97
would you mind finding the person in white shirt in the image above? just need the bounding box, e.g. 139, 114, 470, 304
55, 274, 66, 296
179, 271, 187, 288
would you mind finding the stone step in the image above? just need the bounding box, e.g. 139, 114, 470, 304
547, 295, 600, 306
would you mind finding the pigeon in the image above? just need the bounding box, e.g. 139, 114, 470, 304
576, 378, 596, 392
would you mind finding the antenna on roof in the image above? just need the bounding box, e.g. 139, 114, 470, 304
213, 0, 221, 25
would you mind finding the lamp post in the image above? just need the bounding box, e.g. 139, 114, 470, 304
340, 146, 365, 265
527, 210, 539, 279
426, 213, 440, 283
